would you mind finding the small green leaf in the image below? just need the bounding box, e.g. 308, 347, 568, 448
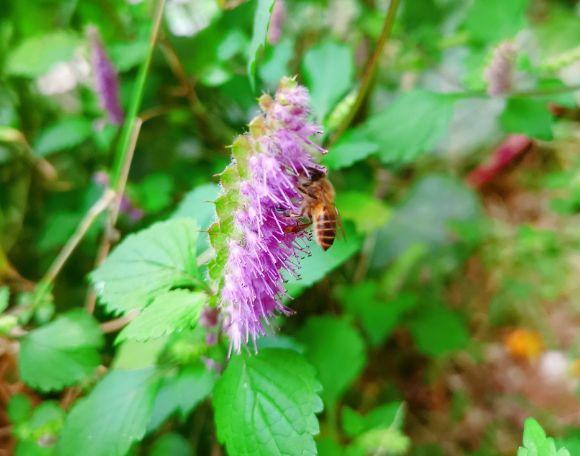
19, 310, 103, 392
213, 348, 323, 456
466, 0, 528, 43
500, 98, 553, 140
148, 363, 216, 430
303, 41, 354, 122
6, 31, 80, 77
91, 219, 200, 314
323, 129, 379, 170
354, 427, 410, 456
133, 173, 174, 213
7, 394, 33, 425
118, 290, 206, 343
34, 117, 93, 157
407, 306, 469, 357
260, 38, 294, 89
342, 402, 404, 438
518, 417, 570, 456
57, 368, 160, 456
247, 0, 275, 90
336, 192, 391, 234
297, 316, 366, 407
364, 90, 455, 164
109, 39, 150, 72
149, 433, 192, 456
0, 286, 9, 313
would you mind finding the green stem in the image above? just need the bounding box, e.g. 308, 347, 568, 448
329, 0, 401, 146
110, 0, 166, 188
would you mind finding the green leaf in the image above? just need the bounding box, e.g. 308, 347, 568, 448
500, 98, 553, 140
148, 363, 216, 430
14, 401, 65, 455
109, 39, 150, 72
354, 427, 410, 456
303, 41, 354, 122
323, 129, 379, 170
7, 394, 33, 425
297, 316, 365, 407
213, 348, 323, 456
286, 225, 362, 291
260, 38, 294, 89
342, 402, 404, 438
112, 338, 168, 370
118, 290, 206, 343
336, 284, 417, 346
171, 183, 219, 250
133, 173, 174, 213
91, 219, 201, 314
34, 117, 93, 157
0, 286, 9, 313
336, 192, 391, 234
19, 310, 103, 392
57, 368, 160, 456
149, 433, 192, 456
247, 0, 275, 90
371, 175, 480, 268
466, 0, 528, 43
518, 418, 570, 456
363, 90, 455, 164
6, 31, 80, 77
407, 306, 469, 357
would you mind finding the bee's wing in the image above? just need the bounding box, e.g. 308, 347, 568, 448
334, 205, 347, 240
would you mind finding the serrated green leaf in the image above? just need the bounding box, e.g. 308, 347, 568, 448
34, 117, 93, 157
323, 129, 379, 170
518, 418, 570, 456
407, 306, 469, 357
149, 433, 192, 456
91, 219, 201, 314
500, 98, 553, 140
118, 290, 206, 343
297, 316, 365, 407
466, 0, 528, 44
213, 348, 323, 456
364, 90, 455, 164
303, 41, 354, 122
57, 368, 160, 456
148, 363, 216, 431
19, 310, 103, 392
247, 0, 275, 90
6, 31, 80, 77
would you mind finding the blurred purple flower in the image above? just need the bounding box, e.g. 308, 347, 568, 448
484, 41, 517, 97
221, 78, 326, 353
268, 0, 286, 44
88, 27, 124, 124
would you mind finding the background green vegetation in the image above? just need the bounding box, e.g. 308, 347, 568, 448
0, 0, 579, 455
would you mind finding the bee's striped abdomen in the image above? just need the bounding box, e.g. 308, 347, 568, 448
314, 210, 336, 251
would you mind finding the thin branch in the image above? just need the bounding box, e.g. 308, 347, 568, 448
100, 309, 140, 333
41, 189, 115, 285
329, 0, 401, 146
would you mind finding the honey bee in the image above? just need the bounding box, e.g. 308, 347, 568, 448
286, 168, 340, 251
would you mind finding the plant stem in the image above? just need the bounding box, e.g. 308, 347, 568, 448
110, 0, 166, 187
100, 309, 140, 333
86, 0, 165, 313
329, 0, 401, 146
41, 189, 115, 285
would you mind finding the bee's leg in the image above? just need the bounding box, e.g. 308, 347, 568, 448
284, 220, 312, 234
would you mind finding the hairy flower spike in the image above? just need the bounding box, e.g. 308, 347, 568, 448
211, 77, 326, 353
88, 27, 124, 125
484, 41, 517, 97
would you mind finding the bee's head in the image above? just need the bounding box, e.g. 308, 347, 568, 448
306, 167, 326, 181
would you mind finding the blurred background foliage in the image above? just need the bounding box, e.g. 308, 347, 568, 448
0, 0, 579, 455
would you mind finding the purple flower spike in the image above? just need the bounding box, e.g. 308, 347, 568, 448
268, 0, 286, 44
484, 41, 517, 97
88, 27, 124, 125
217, 77, 326, 353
